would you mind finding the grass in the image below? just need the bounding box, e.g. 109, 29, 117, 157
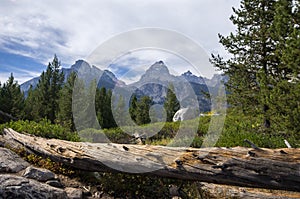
77, 111, 299, 148
0, 119, 80, 141
1, 110, 298, 148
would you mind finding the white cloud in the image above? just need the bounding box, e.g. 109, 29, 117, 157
0, 73, 9, 84
0, 67, 41, 84
107, 48, 216, 84
0, 0, 241, 82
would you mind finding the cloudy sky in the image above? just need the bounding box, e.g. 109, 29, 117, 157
0, 0, 240, 84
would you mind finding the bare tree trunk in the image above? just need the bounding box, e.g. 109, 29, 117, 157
1, 128, 299, 192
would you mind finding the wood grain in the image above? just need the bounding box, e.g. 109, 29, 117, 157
1, 128, 299, 192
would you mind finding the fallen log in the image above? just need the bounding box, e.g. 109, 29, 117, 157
196, 182, 300, 199
1, 128, 300, 192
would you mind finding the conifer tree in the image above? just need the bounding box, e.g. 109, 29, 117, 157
212, 0, 299, 134
136, 96, 152, 125
270, 0, 300, 134
72, 78, 95, 131
34, 55, 64, 122
211, 0, 277, 129
164, 84, 180, 122
95, 87, 117, 129
57, 72, 77, 131
0, 73, 24, 119
95, 87, 106, 128
129, 94, 138, 123
113, 95, 127, 126
104, 89, 117, 128
23, 85, 37, 121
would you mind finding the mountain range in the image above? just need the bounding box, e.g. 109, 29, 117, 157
21, 60, 226, 112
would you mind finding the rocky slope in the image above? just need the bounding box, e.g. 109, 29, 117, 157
0, 147, 111, 199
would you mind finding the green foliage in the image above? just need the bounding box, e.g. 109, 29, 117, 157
11, 147, 75, 175
72, 78, 98, 131
113, 95, 128, 126
211, 0, 278, 129
211, 0, 300, 134
56, 71, 77, 131
78, 109, 299, 148
0, 119, 80, 141
23, 86, 37, 121
270, 1, 300, 134
129, 94, 138, 123
77, 116, 211, 148
164, 84, 180, 122
84, 172, 200, 199
95, 87, 117, 129
0, 73, 24, 120
215, 110, 299, 148
129, 95, 154, 125
136, 96, 152, 125
25, 55, 64, 123
78, 128, 131, 143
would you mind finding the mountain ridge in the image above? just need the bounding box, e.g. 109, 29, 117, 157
21, 59, 224, 91
20, 59, 225, 112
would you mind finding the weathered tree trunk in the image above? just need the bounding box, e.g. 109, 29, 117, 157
1, 128, 299, 192
196, 182, 300, 199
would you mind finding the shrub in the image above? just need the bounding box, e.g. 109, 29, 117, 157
215, 111, 299, 148
0, 119, 80, 141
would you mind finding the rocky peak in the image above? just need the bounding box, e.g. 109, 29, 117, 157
139, 61, 173, 83
181, 70, 205, 84
147, 61, 170, 74
70, 59, 91, 72
182, 70, 193, 76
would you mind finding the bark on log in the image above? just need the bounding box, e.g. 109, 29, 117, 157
197, 182, 300, 199
1, 128, 300, 192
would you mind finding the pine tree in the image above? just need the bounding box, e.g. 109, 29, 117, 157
24, 85, 37, 121
72, 78, 96, 131
212, 0, 300, 134
164, 84, 180, 122
0, 73, 24, 119
113, 95, 127, 126
271, 0, 294, 71
136, 96, 152, 125
95, 87, 106, 128
211, 0, 277, 129
270, 0, 300, 134
57, 72, 77, 131
34, 55, 64, 122
129, 95, 138, 123
104, 89, 117, 128
95, 87, 117, 129
49, 55, 64, 121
